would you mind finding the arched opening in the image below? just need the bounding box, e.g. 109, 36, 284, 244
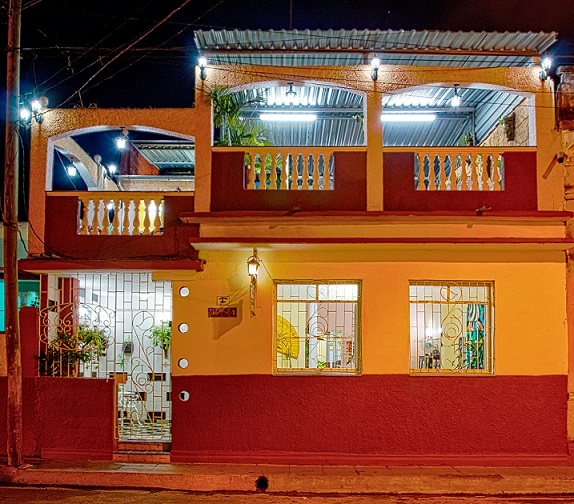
47, 126, 196, 192
381, 84, 534, 147
209, 82, 366, 147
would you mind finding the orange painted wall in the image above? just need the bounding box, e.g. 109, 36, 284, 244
164, 249, 567, 378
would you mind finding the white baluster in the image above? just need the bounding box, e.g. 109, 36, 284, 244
127, 200, 136, 236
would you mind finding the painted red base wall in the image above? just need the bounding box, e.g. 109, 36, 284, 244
383, 152, 538, 211
211, 152, 367, 212
0, 377, 114, 460
171, 374, 567, 465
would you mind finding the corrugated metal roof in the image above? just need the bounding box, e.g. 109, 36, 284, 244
195, 29, 557, 67
132, 141, 195, 172
234, 84, 524, 146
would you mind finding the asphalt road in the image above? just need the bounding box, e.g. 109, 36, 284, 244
2, 488, 574, 504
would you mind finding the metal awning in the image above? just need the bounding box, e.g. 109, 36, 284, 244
195, 29, 557, 67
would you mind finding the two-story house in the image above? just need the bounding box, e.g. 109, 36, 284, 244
2, 28, 573, 465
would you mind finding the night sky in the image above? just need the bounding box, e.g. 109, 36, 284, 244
4, 0, 574, 109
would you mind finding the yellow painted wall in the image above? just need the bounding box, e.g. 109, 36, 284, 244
168, 250, 567, 377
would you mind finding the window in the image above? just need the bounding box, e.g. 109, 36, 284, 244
409, 281, 493, 374
274, 280, 361, 374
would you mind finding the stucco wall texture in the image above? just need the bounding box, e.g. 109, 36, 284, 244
171, 257, 568, 377
171, 374, 567, 465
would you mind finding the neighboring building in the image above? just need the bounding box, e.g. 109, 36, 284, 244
2, 29, 573, 465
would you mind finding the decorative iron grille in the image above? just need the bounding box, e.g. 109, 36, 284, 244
274, 280, 361, 374
38, 273, 172, 441
409, 280, 494, 374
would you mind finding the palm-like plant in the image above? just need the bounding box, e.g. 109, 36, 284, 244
207, 85, 271, 147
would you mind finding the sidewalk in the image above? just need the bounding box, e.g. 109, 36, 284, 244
4, 460, 574, 495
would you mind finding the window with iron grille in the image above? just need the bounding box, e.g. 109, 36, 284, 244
274, 280, 361, 374
409, 280, 494, 374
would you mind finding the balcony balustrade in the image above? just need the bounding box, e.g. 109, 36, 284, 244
77, 193, 165, 236
413, 148, 506, 192
243, 147, 337, 190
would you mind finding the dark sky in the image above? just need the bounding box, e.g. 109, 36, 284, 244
6, 0, 574, 109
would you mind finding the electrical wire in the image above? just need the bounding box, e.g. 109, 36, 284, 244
55, 0, 195, 109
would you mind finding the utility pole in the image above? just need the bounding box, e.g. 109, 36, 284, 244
4, 0, 23, 468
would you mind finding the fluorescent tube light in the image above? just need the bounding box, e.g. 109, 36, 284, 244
260, 113, 317, 122
381, 113, 437, 123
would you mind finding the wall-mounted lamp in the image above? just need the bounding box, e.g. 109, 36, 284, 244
115, 128, 128, 150
450, 84, 461, 108
370, 56, 380, 81
247, 248, 260, 317
540, 57, 552, 81
198, 56, 208, 81
107, 164, 117, 176
19, 96, 48, 124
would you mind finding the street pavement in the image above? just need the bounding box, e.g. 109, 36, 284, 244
4, 488, 574, 503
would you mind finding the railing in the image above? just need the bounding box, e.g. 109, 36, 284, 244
243, 147, 337, 190
77, 193, 164, 236
412, 148, 506, 191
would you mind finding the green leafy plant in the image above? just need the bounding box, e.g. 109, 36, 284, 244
38, 325, 109, 377
207, 85, 272, 147
151, 322, 172, 354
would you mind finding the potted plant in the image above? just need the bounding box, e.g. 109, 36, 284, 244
151, 321, 172, 358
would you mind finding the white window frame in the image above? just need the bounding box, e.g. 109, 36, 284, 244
273, 280, 361, 375
409, 280, 494, 374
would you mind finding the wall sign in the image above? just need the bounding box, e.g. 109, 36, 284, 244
208, 306, 238, 318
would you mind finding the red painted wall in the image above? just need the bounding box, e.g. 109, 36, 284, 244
211, 152, 367, 212
383, 152, 538, 211
44, 195, 199, 260
171, 374, 567, 465
0, 377, 114, 460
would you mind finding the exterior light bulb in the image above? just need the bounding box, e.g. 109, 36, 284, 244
451, 85, 461, 108
198, 56, 208, 80
30, 99, 41, 112
116, 135, 127, 150
19, 108, 31, 121
247, 249, 260, 276
541, 57, 552, 71
370, 56, 380, 80
108, 164, 117, 174
285, 82, 297, 105
67, 165, 77, 177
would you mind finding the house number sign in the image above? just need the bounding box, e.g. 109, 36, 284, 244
208, 307, 238, 318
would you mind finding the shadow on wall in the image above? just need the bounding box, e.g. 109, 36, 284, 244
212, 300, 244, 340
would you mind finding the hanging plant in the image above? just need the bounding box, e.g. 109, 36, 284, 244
151, 321, 172, 355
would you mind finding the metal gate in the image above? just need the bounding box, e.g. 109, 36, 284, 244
38, 273, 172, 442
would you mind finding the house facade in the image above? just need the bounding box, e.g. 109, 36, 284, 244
2, 29, 574, 465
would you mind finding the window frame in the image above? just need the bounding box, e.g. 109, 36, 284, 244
273, 279, 362, 376
408, 280, 494, 375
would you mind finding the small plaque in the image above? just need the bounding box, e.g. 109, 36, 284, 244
208, 306, 238, 318
216, 296, 230, 306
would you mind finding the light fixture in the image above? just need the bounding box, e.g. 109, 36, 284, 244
381, 112, 437, 122
198, 56, 207, 81
115, 128, 128, 149
247, 249, 260, 317
66, 164, 77, 177
540, 57, 552, 81
285, 82, 297, 105
370, 56, 380, 81
451, 84, 461, 108
19, 96, 47, 124
247, 249, 260, 276
260, 113, 317, 122
108, 164, 117, 175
